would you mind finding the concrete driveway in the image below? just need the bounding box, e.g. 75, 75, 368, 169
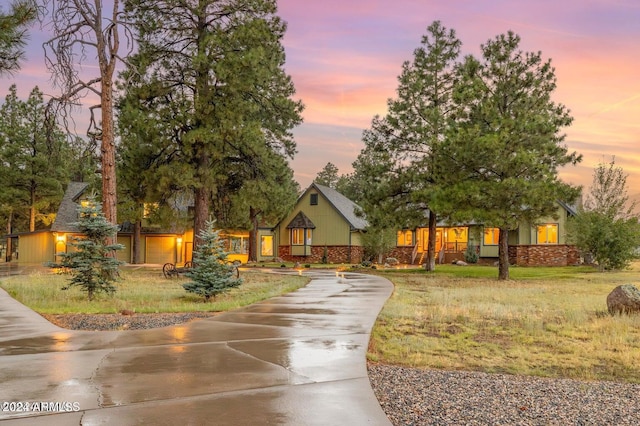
0, 270, 393, 425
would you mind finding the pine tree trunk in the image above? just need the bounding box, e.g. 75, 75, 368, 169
425, 210, 437, 271
29, 187, 36, 232
133, 219, 141, 264
5, 212, 12, 262
248, 206, 259, 263
97, 18, 118, 248
498, 227, 510, 280
101, 79, 117, 229
193, 186, 209, 250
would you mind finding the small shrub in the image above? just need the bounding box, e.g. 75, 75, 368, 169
53, 198, 124, 301
361, 260, 372, 267
464, 245, 479, 264
183, 220, 242, 301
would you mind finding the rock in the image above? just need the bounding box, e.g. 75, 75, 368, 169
452, 260, 468, 266
385, 257, 399, 266
607, 284, 640, 315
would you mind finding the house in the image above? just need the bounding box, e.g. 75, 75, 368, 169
8, 179, 577, 268
7, 182, 272, 266
389, 201, 580, 267
273, 183, 368, 264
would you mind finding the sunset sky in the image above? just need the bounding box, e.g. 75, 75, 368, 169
4, 0, 640, 200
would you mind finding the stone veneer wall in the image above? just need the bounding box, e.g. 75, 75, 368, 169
279, 243, 580, 266
383, 244, 580, 266
508, 244, 580, 267
384, 247, 414, 264
279, 245, 364, 264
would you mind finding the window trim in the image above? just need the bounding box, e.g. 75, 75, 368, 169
537, 223, 559, 245
291, 228, 312, 246
260, 235, 273, 257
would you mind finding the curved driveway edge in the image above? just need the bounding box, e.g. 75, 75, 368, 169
0, 270, 393, 425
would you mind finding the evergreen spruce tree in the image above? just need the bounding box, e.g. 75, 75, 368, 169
57, 199, 123, 301
184, 220, 242, 301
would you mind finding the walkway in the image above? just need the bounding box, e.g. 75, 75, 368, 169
0, 270, 393, 425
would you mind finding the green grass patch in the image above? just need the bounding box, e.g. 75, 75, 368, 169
0, 267, 308, 314
369, 262, 640, 383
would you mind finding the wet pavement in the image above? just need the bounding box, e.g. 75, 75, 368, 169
0, 271, 393, 425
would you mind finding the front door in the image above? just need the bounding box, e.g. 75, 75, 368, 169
420, 228, 443, 253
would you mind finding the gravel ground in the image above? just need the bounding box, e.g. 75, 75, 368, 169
367, 363, 640, 425
42, 312, 219, 331
43, 314, 640, 425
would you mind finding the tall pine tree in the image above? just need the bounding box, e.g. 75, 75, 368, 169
435, 32, 581, 279
355, 21, 461, 270
0, 85, 70, 234
0, 0, 36, 75
120, 0, 303, 249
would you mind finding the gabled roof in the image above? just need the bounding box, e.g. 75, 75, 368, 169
310, 183, 368, 230
51, 182, 90, 232
557, 200, 578, 216
286, 211, 316, 229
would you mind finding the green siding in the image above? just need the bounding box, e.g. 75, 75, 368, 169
117, 236, 131, 263
279, 189, 352, 246
257, 229, 275, 261
518, 205, 570, 245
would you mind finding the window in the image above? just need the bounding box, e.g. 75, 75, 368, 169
448, 227, 468, 242
537, 224, 558, 244
310, 193, 318, 205
222, 234, 247, 254
483, 228, 500, 245
397, 230, 413, 246
443, 227, 468, 252
291, 229, 312, 245
261, 235, 273, 256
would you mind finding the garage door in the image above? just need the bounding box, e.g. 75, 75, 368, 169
146, 236, 176, 265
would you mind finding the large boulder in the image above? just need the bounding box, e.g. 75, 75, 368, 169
607, 284, 640, 315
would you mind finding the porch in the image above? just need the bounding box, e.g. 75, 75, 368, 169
397, 227, 469, 265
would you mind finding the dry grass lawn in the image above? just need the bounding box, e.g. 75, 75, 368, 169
0, 266, 308, 314
368, 262, 640, 383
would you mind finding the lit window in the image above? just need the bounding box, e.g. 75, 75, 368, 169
397, 230, 413, 246
291, 229, 312, 245
449, 227, 468, 242
537, 224, 558, 244
484, 228, 500, 245
261, 235, 273, 256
